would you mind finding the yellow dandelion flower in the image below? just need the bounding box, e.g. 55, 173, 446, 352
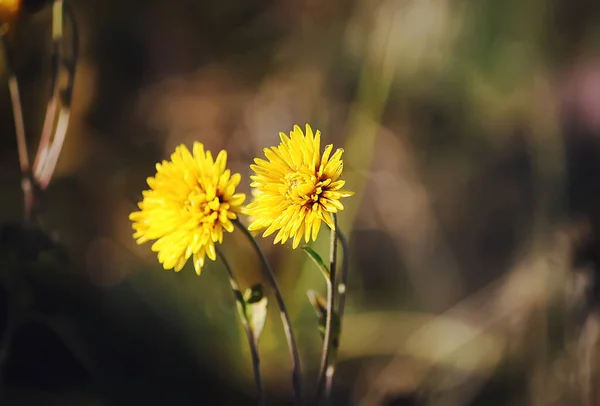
245, 124, 354, 248
129, 143, 246, 275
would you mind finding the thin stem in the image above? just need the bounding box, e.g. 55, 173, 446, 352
216, 247, 264, 406
306, 251, 333, 399
33, 99, 58, 183
34, 0, 78, 190
0, 31, 35, 222
324, 228, 349, 397
37, 108, 71, 189
334, 228, 349, 330
234, 219, 303, 404
7, 75, 28, 174
33, 0, 62, 177
315, 214, 338, 404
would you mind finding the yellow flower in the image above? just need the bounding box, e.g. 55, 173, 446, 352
130, 143, 246, 274
245, 124, 354, 248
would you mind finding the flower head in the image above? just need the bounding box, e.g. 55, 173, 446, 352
130, 143, 246, 274
245, 124, 353, 248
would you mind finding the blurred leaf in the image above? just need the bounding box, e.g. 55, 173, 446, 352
307, 289, 340, 342
232, 285, 246, 320
244, 284, 267, 340
243, 283, 264, 304
303, 246, 330, 280
307, 289, 328, 318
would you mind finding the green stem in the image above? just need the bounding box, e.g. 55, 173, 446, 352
217, 247, 264, 406
234, 219, 303, 404
324, 228, 348, 397
335, 228, 349, 323
316, 214, 338, 404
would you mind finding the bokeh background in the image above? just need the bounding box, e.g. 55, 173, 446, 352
2, 0, 600, 404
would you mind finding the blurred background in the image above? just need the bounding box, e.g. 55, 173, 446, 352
2, 0, 600, 404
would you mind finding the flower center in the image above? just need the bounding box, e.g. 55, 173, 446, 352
282, 171, 323, 207
185, 187, 229, 224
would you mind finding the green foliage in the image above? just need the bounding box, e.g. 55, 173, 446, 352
307, 289, 340, 342
243, 283, 268, 341
302, 246, 330, 280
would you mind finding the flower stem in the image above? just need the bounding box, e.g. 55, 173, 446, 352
315, 213, 338, 404
0, 26, 30, 391
324, 228, 349, 397
335, 229, 349, 322
216, 247, 264, 406
0, 30, 35, 223
34, 0, 78, 191
234, 219, 303, 404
